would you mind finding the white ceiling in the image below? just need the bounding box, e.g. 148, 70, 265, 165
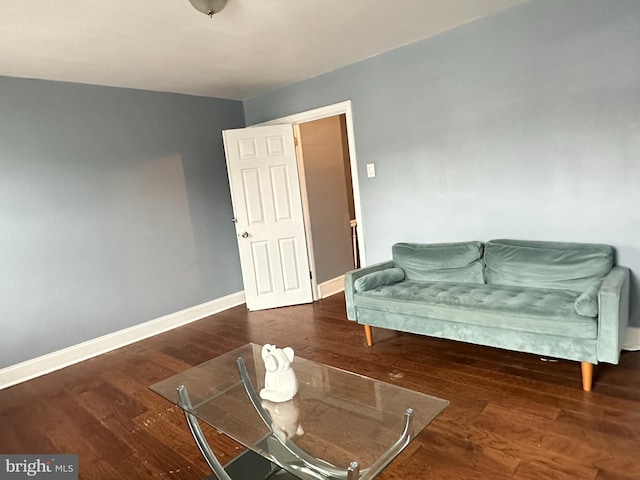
0, 0, 524, 101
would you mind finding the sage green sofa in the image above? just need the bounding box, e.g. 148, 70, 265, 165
344, 239, 630, 391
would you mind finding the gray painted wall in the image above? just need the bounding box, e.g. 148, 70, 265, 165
0, 77, 245, 368
244, 0, 640, 326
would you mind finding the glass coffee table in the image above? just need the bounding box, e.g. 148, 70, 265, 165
150, 344, 448, 480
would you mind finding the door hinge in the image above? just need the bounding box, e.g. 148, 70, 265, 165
309, 271, 313, 279
294, 136, 299, 147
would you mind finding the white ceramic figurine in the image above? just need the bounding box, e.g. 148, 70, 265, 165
259, 344, 298, 403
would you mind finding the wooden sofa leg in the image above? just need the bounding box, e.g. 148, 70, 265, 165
364, 325, 373, 347
581, 362, 593, 391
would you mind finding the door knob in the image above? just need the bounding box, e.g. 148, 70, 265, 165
240, 231, 249, 238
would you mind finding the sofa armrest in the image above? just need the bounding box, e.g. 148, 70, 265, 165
344, 260, 395, 320
597, 266, 630, 364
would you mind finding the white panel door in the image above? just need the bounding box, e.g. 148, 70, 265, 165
223, 124, 313, 310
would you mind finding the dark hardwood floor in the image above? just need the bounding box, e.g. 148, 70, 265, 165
1, 293, 639, 479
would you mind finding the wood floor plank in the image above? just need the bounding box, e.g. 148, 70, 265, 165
513, 458, 598, 480
596, 467, 640, 480
472, 403, 638, 476
0, 422, 26, 454
420, 429, 522, 478
1, 293, 639, 480
80, 459, 127, 480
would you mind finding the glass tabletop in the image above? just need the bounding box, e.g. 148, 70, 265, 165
150, 344, 448, 479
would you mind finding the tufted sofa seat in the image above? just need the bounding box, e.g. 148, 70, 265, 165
354, 281, 597, 339
344, 239, 630, 391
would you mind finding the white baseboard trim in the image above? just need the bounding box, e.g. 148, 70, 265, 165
0, 291, 245, 390
623, 326, 640, 351
318, 275, 345, 299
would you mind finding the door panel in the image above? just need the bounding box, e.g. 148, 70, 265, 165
223, 125, 313, 310
242, 169, 265, 225
279, 237, 301, 291
270, 165, 294, 221
251, 241, 273, 295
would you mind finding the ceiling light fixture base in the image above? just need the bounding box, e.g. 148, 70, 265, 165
188, 0, 228, 18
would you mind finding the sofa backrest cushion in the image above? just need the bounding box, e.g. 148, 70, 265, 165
392, 241, 484, 283
484, 239, 613, 292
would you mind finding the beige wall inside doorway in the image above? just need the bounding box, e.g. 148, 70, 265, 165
298, 114, 356, 284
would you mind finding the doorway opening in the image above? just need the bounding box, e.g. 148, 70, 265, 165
296, 114, 358, 297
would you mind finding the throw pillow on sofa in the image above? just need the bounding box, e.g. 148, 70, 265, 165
575, 282, 601, 317
354, 268, 405, 293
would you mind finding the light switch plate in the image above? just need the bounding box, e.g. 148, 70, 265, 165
366, 163, 376, 178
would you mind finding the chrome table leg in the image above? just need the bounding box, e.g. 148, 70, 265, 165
177, 384, 233, 480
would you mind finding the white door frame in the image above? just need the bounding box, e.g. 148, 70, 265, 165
252, 101, 366, 300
